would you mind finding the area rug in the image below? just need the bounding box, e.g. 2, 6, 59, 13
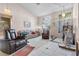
12, 45, 35, 56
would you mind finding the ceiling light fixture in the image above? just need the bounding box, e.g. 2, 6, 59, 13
4, 3, 11, 15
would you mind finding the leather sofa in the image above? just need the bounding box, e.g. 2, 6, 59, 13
0, 29, 27, 54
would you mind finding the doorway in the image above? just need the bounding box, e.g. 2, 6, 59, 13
42, 16, 51, 39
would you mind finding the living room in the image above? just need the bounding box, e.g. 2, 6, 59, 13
0, 3, 79, 56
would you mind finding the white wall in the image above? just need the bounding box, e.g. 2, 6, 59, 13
0, 3, 37, 32
73, 3, 79, 43
73, 4, 79, 31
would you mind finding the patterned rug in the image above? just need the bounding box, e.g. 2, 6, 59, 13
12, 45, 35, 56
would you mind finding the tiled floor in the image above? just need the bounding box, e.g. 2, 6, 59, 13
28, 36, 76, 56
52, 38, 63, 43
0, 51, 8, 56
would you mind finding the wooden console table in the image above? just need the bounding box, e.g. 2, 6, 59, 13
59, 43, 76, 51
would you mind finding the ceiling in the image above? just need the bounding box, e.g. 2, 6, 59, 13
20, 3, 73, 16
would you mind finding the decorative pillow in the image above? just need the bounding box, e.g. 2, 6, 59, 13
7, 31, 11, 40
31, 31, 36, 34
11, 33, 16, 39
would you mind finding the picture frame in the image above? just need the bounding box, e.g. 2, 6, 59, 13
24, 21, 31, 28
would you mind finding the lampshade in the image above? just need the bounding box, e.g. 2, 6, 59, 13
62, 12, 65, 17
